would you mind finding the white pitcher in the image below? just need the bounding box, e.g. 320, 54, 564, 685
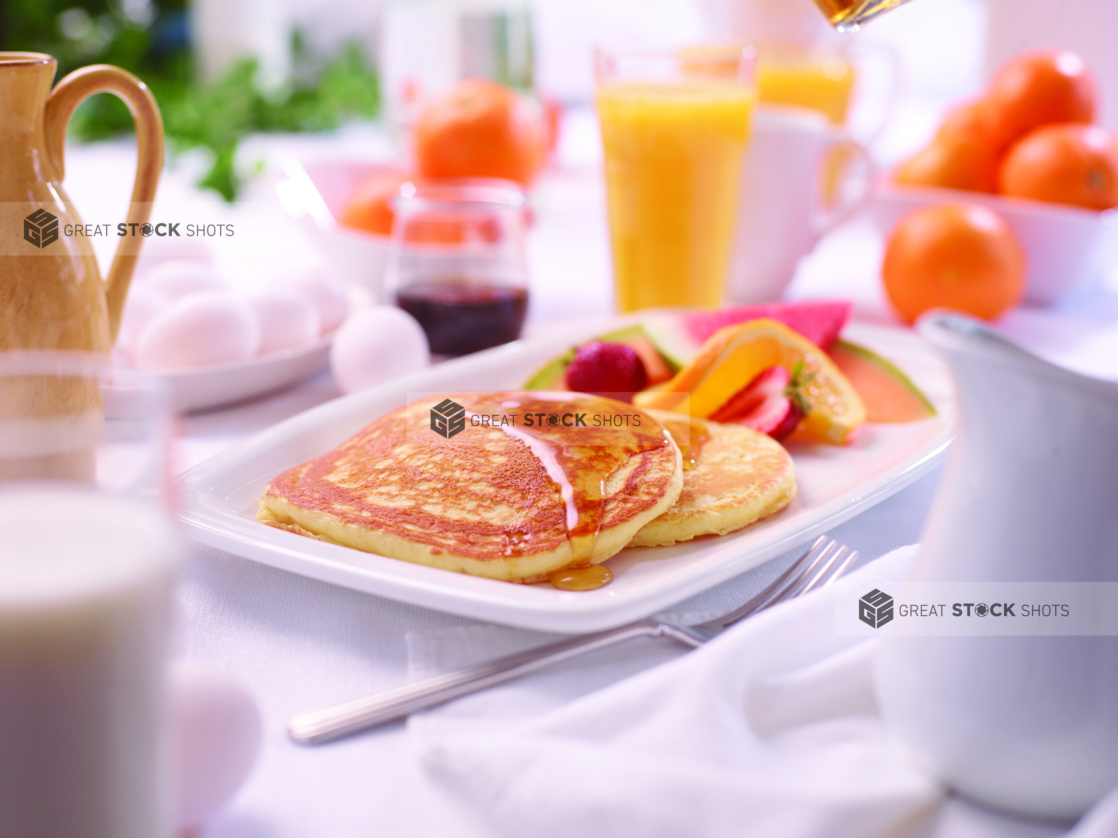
874, 312, 1118, 820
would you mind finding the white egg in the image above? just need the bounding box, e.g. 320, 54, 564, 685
247, 289, 321, 355
168, 661, 261, 833
279, 270, 349, 334
140, 260, 228, 300
330, 306, 430, 394
135, 292, 261, 371
117, 283, 171, 353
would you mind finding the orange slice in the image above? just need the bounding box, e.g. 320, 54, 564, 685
634, 319, 867, 444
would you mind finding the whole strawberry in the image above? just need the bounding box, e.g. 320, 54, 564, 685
565, 341, 648, 399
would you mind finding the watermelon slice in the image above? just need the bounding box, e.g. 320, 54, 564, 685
829, 339, 936, 423
644, 300, 852, 369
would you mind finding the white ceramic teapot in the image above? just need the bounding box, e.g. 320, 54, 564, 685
874, 312, 1118, 820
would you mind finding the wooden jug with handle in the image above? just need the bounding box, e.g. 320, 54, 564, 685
0, 52, 163, 480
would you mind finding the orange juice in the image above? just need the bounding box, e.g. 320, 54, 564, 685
757, 48, 856, 125
597, 81, 754, 312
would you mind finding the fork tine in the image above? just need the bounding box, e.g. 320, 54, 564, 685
818, 550, 857, 589
794, 545, 848, 598
758, 540, 840, 609
711, 536, 834, 629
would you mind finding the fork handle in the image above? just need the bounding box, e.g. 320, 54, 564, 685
288, 621, 705, 745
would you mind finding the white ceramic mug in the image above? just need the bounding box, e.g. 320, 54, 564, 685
727, 106, 874, 304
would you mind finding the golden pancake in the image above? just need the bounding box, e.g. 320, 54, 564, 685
257, 393, 683, 582
630, 411, 797, 547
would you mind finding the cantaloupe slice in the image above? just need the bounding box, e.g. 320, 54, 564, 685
829, 340, 936, 423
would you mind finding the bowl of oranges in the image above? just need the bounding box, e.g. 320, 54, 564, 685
276, 158, 402, 300
277, 79, 553, 301
873, 50, 1118, 306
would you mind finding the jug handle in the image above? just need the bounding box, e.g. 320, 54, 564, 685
43, 65, 164, 343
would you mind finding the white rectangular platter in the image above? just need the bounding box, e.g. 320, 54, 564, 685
176, 320, 956, 634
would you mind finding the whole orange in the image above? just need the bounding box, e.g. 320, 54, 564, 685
936, 99, 1002, 149
338, 170, 411, 236
894, 136, 1000, 193
882, 204, 1026, 323
414, 79, 547, 185
999, 123, 1118, 210
985, 50, 1096, 150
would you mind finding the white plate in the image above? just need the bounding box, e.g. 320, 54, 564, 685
117, 335, 332, 414
176, 321, 956, 633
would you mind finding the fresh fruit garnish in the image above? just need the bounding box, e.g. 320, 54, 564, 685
829, 340, 936, 423
635, 319, 866, 445
893, 136, 1000, 193
881, 203, 1026, 323
413, 79, 548, 186
708, 364, 811, 441
338, 170, 410, 236
565, 341, 648, 398
523, 323, 675, 390
998, 123, 1118, 211
985, 51, 1096, 150
643, 299, 852, 369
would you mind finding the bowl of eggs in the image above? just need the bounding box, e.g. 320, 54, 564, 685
116, 258, 351, 412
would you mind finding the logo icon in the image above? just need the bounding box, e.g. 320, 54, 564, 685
430, 398, 466, 439
24, 209, 59, 249
859, 589, 894, 628
975, 603, 989, 617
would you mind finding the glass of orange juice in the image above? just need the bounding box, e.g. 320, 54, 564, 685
757, 44, 856, 126
595, 46, 757, 313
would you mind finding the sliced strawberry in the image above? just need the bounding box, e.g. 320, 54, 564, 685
766, 400, 806, 441
710, 367, 789, 423
709, 365, 809, 441
565, 341, 648, 399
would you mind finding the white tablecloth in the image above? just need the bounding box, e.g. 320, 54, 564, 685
181, 464, 945, 838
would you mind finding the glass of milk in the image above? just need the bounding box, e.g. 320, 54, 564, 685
0, 351, 180, 838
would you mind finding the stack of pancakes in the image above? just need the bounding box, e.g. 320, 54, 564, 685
258, 392, 796, 583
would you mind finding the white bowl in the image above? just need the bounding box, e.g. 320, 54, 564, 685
871, 184, 1118, 304
275, 158, 396, 302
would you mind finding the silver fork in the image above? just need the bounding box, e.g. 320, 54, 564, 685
288, 536, 856, 745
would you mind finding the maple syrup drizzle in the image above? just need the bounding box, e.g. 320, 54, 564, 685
664, 418, 710, 471
469, 393, 671, 587
549, 564, 613, 591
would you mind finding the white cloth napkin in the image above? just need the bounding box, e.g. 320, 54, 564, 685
395, 546, 1116, 838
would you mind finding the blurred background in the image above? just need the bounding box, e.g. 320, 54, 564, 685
6, 0, 1114, 200
4, 0, 1117, 349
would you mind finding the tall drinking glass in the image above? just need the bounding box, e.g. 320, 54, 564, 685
0, 352, 178, 838
595, 46, 756, 313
